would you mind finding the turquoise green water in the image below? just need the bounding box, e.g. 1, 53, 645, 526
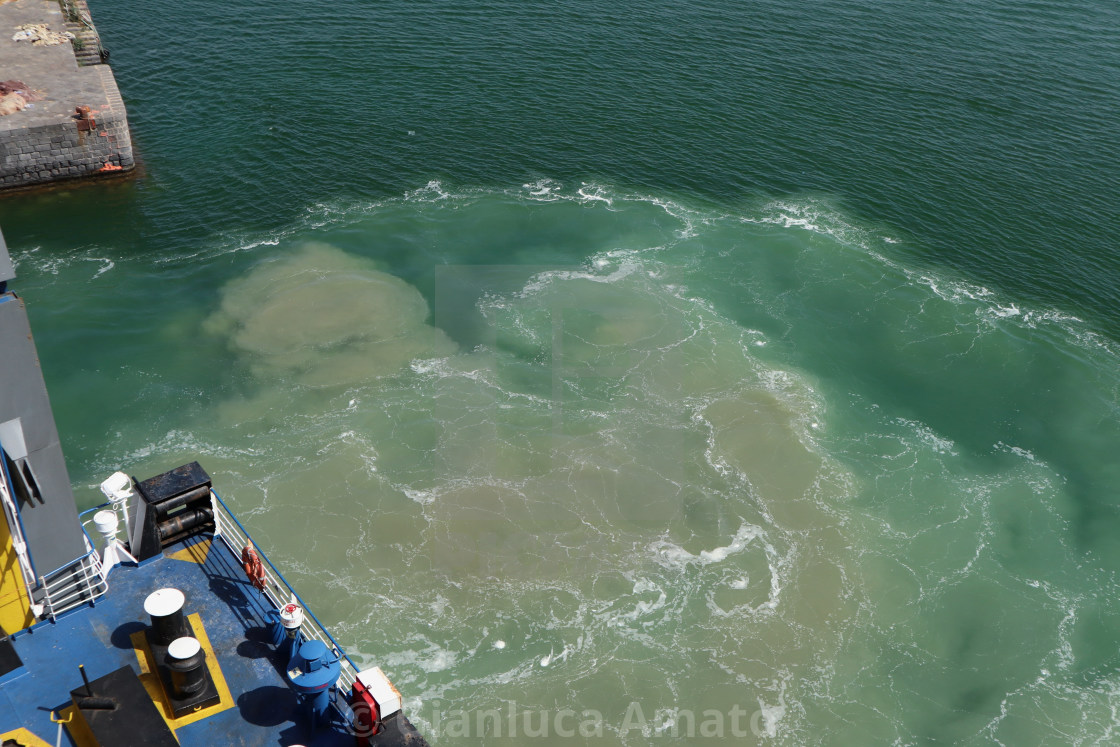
3, 1, 1120, 743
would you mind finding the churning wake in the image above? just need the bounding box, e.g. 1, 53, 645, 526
40, 182, 1120, 745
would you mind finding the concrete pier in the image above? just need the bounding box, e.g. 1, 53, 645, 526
0, 0, 134, 190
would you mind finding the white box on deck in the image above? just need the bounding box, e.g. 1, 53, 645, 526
357, 666, 402, 717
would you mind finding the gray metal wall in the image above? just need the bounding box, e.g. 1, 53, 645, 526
0, 226, 13, 283
0, 228, 87, 576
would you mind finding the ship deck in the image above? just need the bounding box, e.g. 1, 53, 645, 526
0, 531, 424, 746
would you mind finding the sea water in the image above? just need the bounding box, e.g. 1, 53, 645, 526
2, 1, 1119, 744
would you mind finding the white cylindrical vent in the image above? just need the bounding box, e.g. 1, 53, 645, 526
92, 509, 119, 539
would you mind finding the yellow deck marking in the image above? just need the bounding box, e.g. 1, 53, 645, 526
0, 726, 54, 747
130, 612, 234, 734
0, 510, 35, 633
165, 538, 212, 565
60, 704, 99, 747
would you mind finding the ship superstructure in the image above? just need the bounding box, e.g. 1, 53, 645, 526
0, 226, 429, 746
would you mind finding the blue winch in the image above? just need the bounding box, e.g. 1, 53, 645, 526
286, 638, 341, 729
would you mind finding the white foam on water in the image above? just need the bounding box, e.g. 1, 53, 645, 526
380, 638, 460, 674
649, 523, 787, 618
522, 177, 562, 200
430, 595, 449, 617
92, 428, 260, 478
157, 223, 298, 265
513, 180, 717, 242
647, 195, 714, 239
515, 256, 644, 297
126, 182, 1120, 746
88, 257, 115, 279
755, 677, 789, 738
605, 578, 669, 624
734, 193, 1120, 376
894, 417, 958, 456
139, 178, 1120, 384
576, 183, 614, 207
404, 180, 453, 202
11, 246, 67, 276
408, 357, 452, 376
9, 245, 122, 282
994, 441, 1037, 461
396, 485, 435, 505
744, 197, 883, 253
993, 303, 1021, 318
699, 524, 764, 565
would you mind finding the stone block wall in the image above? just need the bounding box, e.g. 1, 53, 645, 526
0, 67, 133, 189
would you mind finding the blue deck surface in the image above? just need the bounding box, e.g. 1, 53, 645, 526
0, 534, 365, 746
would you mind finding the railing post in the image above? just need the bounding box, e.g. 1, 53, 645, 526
38, 576, 52, 621
207, 490, 360, 691
81, 557, 94, 607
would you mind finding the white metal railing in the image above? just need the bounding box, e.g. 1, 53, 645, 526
0, 465, 38, 602
79, 490, 362, 694
38, 548, 107, 621
209, 490, 360, 694
1, 459, 107, 621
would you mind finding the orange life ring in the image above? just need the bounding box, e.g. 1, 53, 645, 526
241, 542, 267, 591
